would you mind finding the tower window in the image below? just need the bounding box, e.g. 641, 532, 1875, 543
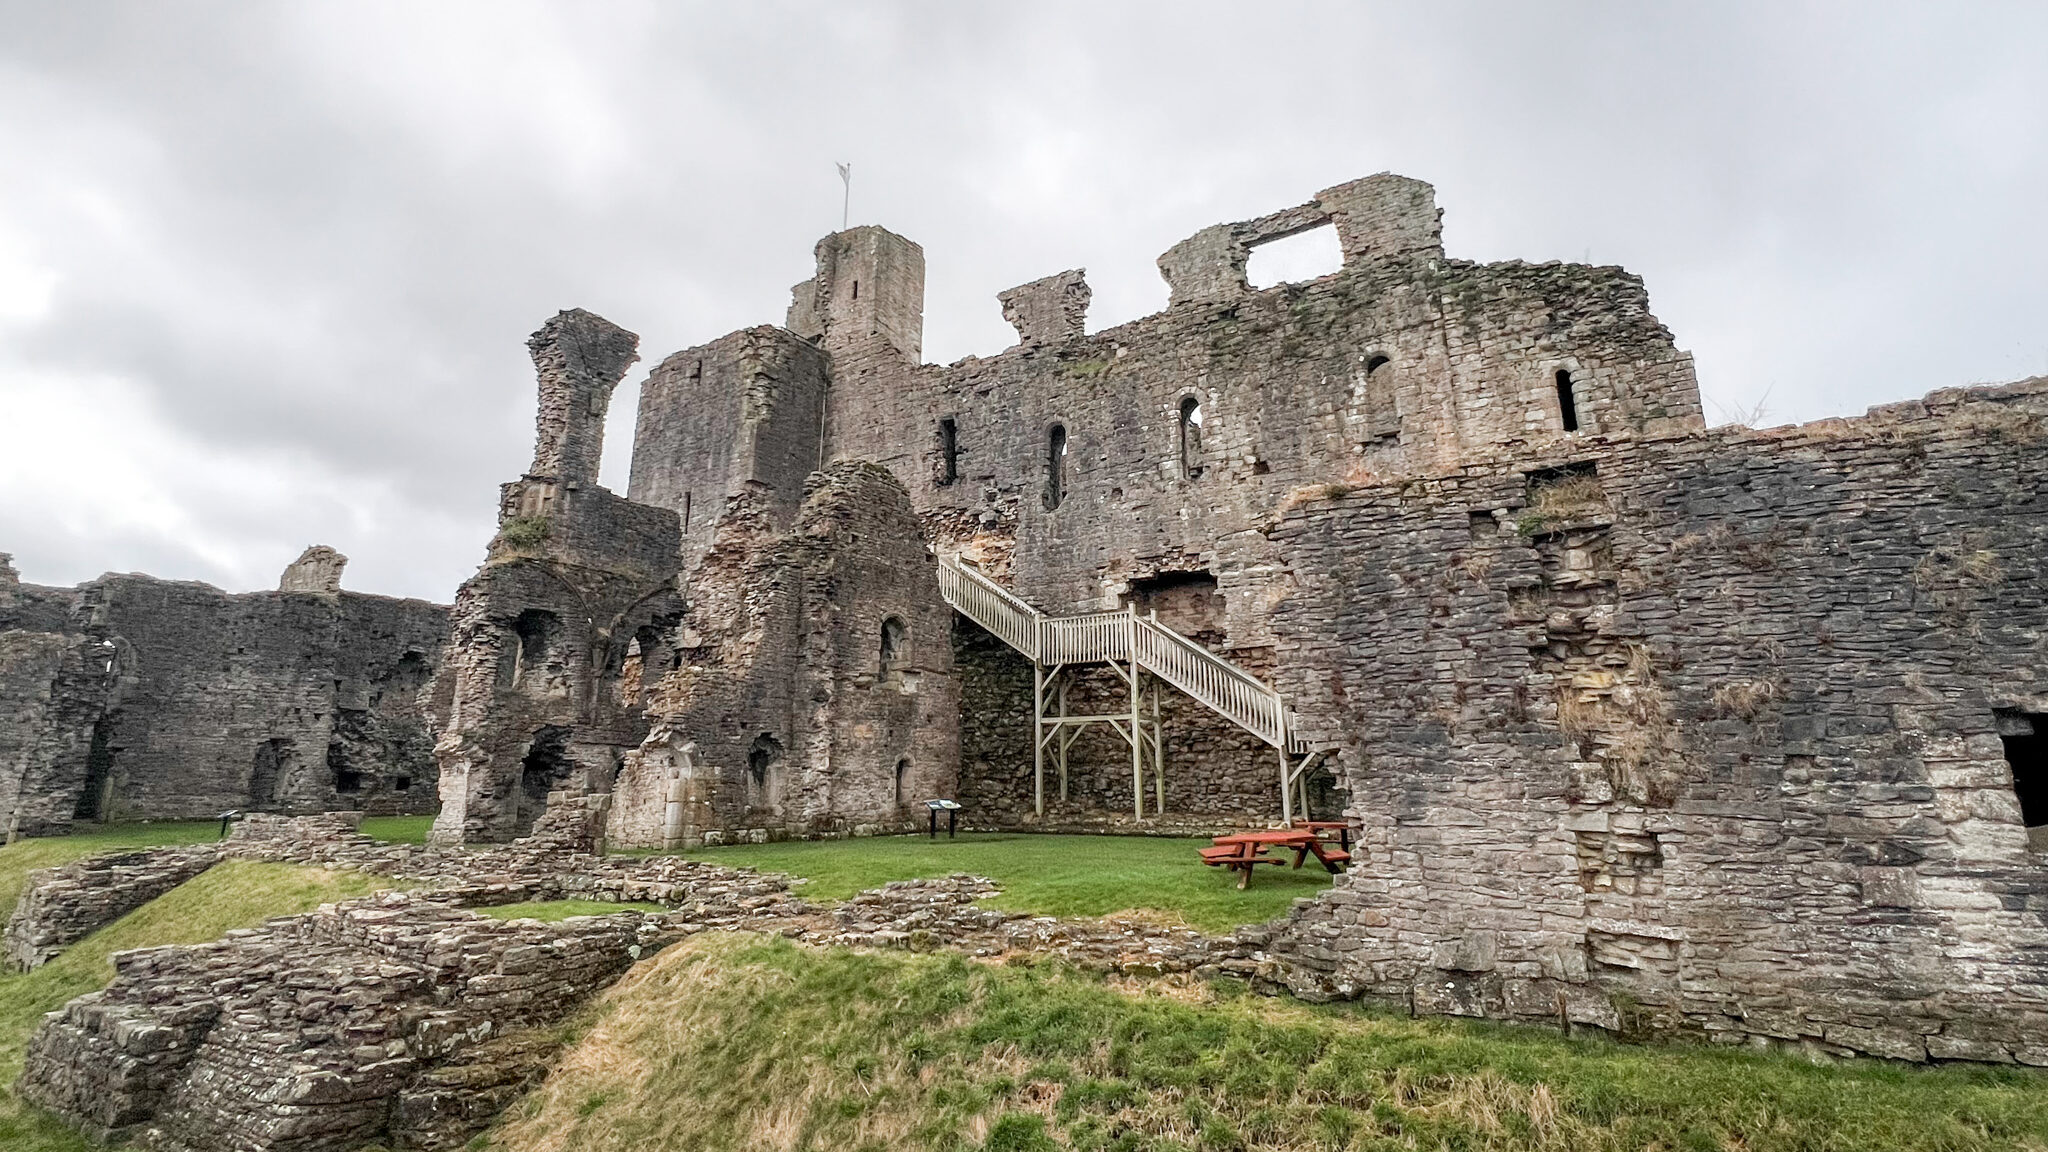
894, 758, 909, 807
1178, 397, 1204, 480
880, 616, 908, 678
683, 492, 692, 534
1044, 424, 1067, 511
852, 279, 859, 300
1365, 353, 1390, 375
1555, 369, 1581, 433
938, 418, 959, 485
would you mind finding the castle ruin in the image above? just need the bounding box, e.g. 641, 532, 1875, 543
3, 173, 2045, 1062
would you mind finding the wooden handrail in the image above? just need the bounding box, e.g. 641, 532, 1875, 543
939, 555, 1292, 750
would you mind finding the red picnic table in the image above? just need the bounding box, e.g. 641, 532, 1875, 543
1199, 827, 1353, 889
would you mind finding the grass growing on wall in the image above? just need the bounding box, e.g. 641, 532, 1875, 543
0, 858, 393, 1152
676, 833, 1334, 935
483, 933, 2048, 1152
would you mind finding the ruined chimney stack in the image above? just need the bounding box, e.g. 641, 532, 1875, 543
525, 308, 641, 486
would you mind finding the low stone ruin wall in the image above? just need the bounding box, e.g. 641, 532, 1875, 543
10, 813, 1282, 1150
17, 892, 680, 1151
3, 846, 222, 971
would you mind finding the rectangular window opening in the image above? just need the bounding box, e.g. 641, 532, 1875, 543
1246, 224, 1343, 289
938, 417, 959, 485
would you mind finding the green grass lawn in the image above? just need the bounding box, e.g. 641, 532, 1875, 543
483, 933, 2048, 1152
479, 899, 666, 922
360, 814, 435, 844
0, 857, 393, 1152
676, 833, 1332, 935
0, 821, 222, 927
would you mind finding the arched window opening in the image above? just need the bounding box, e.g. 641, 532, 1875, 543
1043, 424, 1068, 511
249, 738, 295, 811
1365, 353, 1391, 375
1178, 397, 1204, 480
516, 726, 574, 835
511, 609, 561, 690
1555, 369, 1581, 433
879, 616, 908, 679
747, 733, 784, 811
894, 758, 909, 807
74, 718, 116, 822
938, 417, 959, 485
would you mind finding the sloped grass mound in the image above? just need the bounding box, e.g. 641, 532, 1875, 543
0, 858, 390, 1152
485, 934, 2048, 1152
678, 833, 1331, 934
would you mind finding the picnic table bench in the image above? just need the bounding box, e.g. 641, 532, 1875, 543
1200, 827, 1352, 888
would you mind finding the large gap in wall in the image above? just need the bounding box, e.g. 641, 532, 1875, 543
1125, 570, 1224, 642
73, 718, 115, 822
2001, 712, 2046, 844
517, 725, 575, 835
1247, 224, 1343, 289
597, 375, 641, 493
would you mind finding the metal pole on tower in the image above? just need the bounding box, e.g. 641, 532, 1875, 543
836, 162, 851, 230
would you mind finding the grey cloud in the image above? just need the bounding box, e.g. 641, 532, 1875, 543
2, 1, 2043, 601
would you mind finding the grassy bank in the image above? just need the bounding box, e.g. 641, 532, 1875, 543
678, 833, 1331, 934
0, 857, 393, 1151
486, 933, 2048, 1152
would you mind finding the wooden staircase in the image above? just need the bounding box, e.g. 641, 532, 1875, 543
939, 555, 1329, 821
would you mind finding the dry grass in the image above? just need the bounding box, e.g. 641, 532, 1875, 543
1913, 545, 2006, 591
1711, 678, 1783, 721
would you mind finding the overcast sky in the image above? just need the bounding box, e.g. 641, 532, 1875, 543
2, 2, 2043, 603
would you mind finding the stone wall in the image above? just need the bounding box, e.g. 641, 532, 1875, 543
609, 461, 959, 848
612, 172, 1706, 830
428, 311, 684, 845
0, 551, 448, 837
16, 892, 682, 1151
627, 326, 830, 571
1258, 378, 2048, 1062
3, 846, 221, 970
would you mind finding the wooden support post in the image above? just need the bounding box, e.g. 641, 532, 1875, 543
1278, 745, 1294, 826
1149, 676, 1164, 815
1032, 663, 1045, 817
1056, 672, 1070, 801
1129, 606, 1143, 821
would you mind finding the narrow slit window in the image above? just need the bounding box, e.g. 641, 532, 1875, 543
683, 492, 692, 534
1555, 370, 1581, 433
1178, 397, 1204, 480
894, 758, 909, 806
1044, 424, 1067, 511
939, 418, 959, 485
